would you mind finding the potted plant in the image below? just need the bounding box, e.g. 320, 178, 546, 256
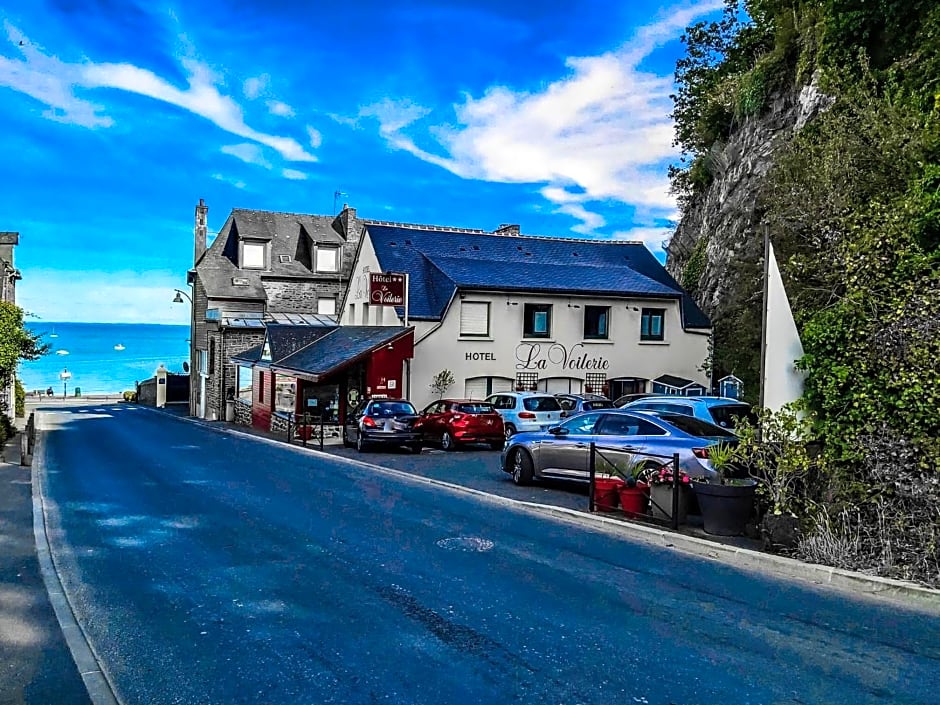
647, 464, 692, 524
607, 457, 650, 518
734, 406, 814, 550
692, 443, 757, 536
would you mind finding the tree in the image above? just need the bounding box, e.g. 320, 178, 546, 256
429, 369, 455, 399
0, 301, 48, 394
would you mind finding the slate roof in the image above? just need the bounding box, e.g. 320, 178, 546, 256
231, 343, 264, 364
653, 374, 702, 389
264, 324, 334, 361
364, 224, 710, 329
195, 209, 347, 300
274, 326, 411, 380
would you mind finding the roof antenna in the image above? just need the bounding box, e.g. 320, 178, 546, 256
333, 190, 348, 216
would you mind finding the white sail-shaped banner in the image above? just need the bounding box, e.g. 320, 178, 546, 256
761, 241, 806, 412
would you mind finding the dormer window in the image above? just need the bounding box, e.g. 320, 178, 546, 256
242, 241, 266, 269
315, 246, 339, 273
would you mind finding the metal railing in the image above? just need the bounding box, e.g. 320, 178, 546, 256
286, 411, 326, 451
588, 441, 683, 530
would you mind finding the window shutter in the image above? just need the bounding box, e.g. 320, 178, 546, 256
460, 302, 489, 336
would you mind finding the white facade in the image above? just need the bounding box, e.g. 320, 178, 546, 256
342, 236, 711, 410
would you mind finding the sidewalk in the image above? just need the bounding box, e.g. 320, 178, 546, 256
0, 419, 92, 705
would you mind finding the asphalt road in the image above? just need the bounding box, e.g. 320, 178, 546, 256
38, 405, 940, 705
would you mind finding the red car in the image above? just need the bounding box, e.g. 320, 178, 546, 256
415, 399, 505, 451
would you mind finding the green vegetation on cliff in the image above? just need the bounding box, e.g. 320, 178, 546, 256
671, 1, 940, 584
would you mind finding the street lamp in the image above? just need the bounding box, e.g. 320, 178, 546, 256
59, 368, 72, 399
172, 289, 193, 305
173, 287, 196, 417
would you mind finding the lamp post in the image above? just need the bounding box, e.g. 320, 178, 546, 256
172, 287, 196, 416
59, 368, 71, 399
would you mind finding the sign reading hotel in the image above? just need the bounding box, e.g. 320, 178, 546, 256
369, 272, 406, 306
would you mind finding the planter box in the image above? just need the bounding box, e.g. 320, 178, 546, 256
650, 484, 690, 524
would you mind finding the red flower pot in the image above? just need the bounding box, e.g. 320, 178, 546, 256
618, 483, 649, 518
593, 477, 623, 512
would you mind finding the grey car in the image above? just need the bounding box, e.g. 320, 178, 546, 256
343, 398, 422, 453
555, 393, 615, 414
500, 409, 739, 485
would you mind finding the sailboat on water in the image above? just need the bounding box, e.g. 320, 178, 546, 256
114, 344, 126, 351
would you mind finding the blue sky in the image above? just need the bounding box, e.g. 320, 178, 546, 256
1, 0, 723, 324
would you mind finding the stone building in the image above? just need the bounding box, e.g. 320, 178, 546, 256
186, 201, 361, 420
0, 231, 22, 420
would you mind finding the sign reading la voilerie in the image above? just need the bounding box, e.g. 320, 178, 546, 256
369, 272, 406, 306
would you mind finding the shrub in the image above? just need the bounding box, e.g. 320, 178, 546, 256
15, 377, 25, 417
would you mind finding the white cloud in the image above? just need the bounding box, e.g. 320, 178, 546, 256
221, 143, 270, 168
365, 0, 723, 234
0, 25, 317, 162
0, 21, 111, 127
306, 125, 322, 148
267, 99, 294, 117
212, 172, 247, 189
243, 74, 269, 100
282, 168, 307, 180
609, 226, 674, 250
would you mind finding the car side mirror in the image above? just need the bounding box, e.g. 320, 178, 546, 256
559, 411, 568, 417
548, 427, 568, 436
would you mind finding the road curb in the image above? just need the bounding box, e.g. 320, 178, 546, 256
146, 406, 940, 613
31, 413, 123, 705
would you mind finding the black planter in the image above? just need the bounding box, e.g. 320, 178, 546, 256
693, 480, 757, 536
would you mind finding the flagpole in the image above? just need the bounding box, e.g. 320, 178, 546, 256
759, 225, 770, 411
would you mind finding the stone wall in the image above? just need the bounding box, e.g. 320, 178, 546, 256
233, 399, 252, 426
270, 412, 290, 435
205, 328, 265, 421
263, 278, 345, 313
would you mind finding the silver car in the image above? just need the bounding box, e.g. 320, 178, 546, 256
500, 409, 739, 485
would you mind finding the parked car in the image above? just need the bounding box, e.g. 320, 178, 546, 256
612, 392, 654, 407
483, 392, 565, 438
500, 408, 740, 485
619, 395, 755, 430
414, 399, 505, 451
555, 393, 614, 415
343, 398, 422, 453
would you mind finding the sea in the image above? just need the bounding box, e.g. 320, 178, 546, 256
20, 322, 190, 395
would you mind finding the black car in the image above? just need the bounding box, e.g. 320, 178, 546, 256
555, 393, 614, 414
343, 398, 422, 453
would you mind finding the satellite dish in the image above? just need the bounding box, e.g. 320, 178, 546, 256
183, 361, 190, 373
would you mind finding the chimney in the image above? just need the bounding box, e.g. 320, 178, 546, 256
495, 223, 520, 236
194, 198, 208, 264
337, 203, 360, 242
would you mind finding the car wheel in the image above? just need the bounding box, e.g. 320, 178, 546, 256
510, 449, 534, 486
489, 440, 504, 451
504, 423, 517, 440
634, 460, 664, 485
408, 443, 423, 454
441, 431, 455, 451
342, 429, 353, 448
356, 434, 370, 453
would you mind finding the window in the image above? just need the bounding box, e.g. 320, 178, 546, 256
459, 301, 490, 336
561, 412, 602, 435
640, 308, 665, 341
315, 247, 339, 273
208, 341, 216, 374
596, 414, 667, 436
523, 303, 552, 338
659, 414, 737, 438
584, 306, 609, 339
456, 402, 495, 414
522, 396, 562, 412
317, 297, 337, 316
242, 242, 265, 269
275, 375, 295, 414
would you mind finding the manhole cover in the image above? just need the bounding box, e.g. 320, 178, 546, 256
436, 536, 494, 552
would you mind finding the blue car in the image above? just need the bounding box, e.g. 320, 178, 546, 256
618, 396, 755, 430
500, 409, 739, 486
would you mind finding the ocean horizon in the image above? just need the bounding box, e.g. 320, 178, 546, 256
20, 322, 190, 395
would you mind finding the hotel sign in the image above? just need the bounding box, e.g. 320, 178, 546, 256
369, 272, 406, 305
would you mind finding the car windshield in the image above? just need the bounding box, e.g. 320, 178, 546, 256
371, 401, 417, 416
707, 404, 756, 429
456, 403, 494, 414
523, 396, 562, 412
659, 413, 737, 438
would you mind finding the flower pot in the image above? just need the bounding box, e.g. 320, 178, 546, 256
693, 480, 757, 536
617, 483, 649, 518
593, 477, 623, 512
649, 483, 690, 524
